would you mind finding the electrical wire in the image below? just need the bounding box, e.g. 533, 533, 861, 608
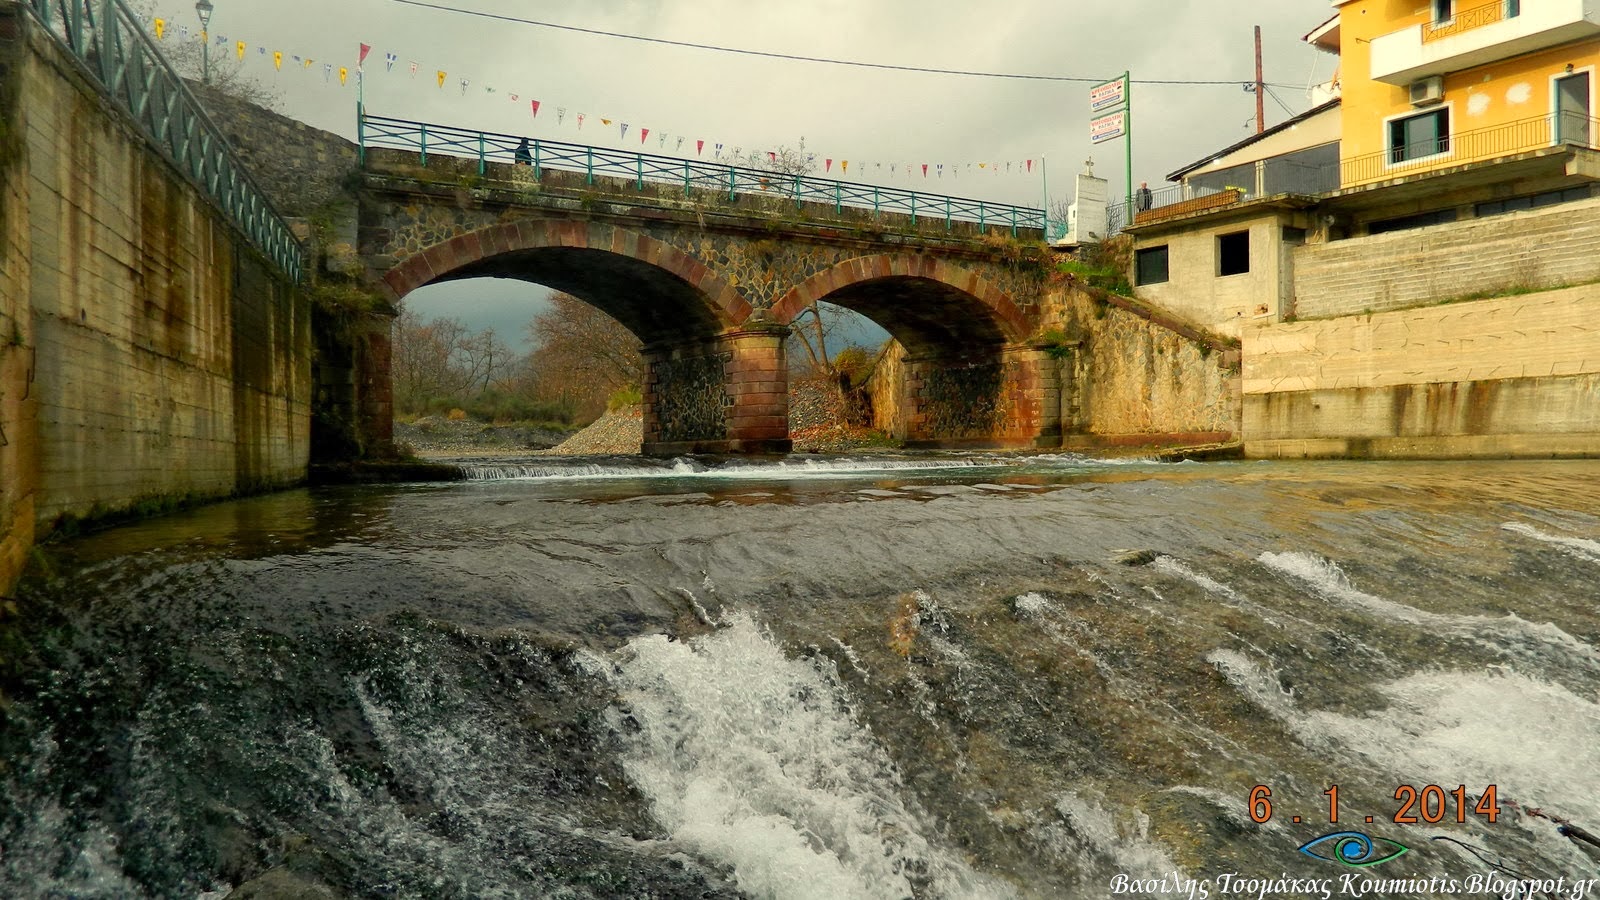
384, 0, 1306, 89
1264, 84, 1300, 118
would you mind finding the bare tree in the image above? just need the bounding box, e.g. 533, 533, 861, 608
526, 293, 643, 402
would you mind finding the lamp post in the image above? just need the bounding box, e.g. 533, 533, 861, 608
194, 0, 213, 84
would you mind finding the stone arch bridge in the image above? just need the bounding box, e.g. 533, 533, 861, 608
357, 147, 1061, 454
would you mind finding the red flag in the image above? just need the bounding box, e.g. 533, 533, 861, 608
825, 159, 832, 173
640, 127, 649, 144
768, 150, 776, 163
358, 43, 371, 68
530, 100, 540, 117
1026, 159, 1033, 173
696, 140, 704, 155
922, 164, 928, 177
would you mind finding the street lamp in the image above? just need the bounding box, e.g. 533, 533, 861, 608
194, 0, 213, 84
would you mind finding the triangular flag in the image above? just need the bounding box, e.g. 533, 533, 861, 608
841, 160, 848, 173
825, 159, 832, 173
273, 51, 282, 71
236, 40, 246, 60
658, 133, 667, 148
922, 164, 928, 177
714, 143, 723, 159
215, 34, 226, 45
696, 140, 704, 155
578, 114, 586, 129
258, 46, 265, 55
323, 63, 332, 82
979, 163, 986, 169
891, 163, 897, 174
601, 118, 612, 126
358, 43, 371, 69
640, 127, 649, 144
436, 70, 446, 89
1026, 159, 1032, 172
304, 58, 314, 69
386, 52, 397, 71
530, 100, 540, 117
338, 66, 348, 86
768, 151, 776, 163
179, 25, 188, 39
459, 78, 469, 95
485, 86, 495, 94
676, 137, 684, 151
153, 18, 165, 40
558, 107, 567, 124
410, 61, 419, 77
619, 123, 628, 140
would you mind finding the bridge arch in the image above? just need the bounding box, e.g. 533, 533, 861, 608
379, 219, 750, 342
767, 254, 1030, 354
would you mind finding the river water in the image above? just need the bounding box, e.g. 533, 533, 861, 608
3, 454, 1600, 899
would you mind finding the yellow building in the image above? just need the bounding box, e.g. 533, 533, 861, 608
1334, 0, 1598, 186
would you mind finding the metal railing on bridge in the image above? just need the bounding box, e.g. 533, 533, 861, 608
19, 0, 305, 282
359, 113, 1046, 237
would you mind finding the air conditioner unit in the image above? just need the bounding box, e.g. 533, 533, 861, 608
1409, 76, 1445, 107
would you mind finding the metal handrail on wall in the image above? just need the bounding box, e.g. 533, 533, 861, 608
1106, 112, 1600, 235
20, 0, 304, 282
359, 113, 1047, 237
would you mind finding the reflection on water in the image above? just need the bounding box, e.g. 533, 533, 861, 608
3, 454, 1600, 898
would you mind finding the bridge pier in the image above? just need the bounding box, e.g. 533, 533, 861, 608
898, 345, 1061, 450
642, 319, 792, 456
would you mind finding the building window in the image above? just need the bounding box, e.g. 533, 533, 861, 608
1505, 0, 1519, 18
1217, 231, 1251, 277
1476, 185, 1596, 217
1388, 108, 1451, 164
1368, 208, 1458, 235
1135, 246, 1170, 285
1433, 0, 1454, 23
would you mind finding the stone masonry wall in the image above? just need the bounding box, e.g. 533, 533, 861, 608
2, 6, 311, 582
1051, 284, 1240, 447
1293, 197, 1600, 319
191, 83, 359, 219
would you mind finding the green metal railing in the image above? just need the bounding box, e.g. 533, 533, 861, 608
361, 114, 1046, 236
20, 0, 304, 282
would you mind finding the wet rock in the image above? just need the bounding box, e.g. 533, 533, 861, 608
1113, 549, 1160, 567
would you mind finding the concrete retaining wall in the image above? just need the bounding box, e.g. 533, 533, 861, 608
1243, 284, 1600, 458
1293, 197, 1600, 319
0, 5, 310, 593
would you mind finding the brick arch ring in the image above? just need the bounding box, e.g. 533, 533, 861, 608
766, 254, 1030, 345
377, 219, 751, 329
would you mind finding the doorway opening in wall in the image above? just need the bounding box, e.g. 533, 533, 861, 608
1433, 0, 1454, 24
1217, 231, 1251, 277
1556, 71, 1592, 146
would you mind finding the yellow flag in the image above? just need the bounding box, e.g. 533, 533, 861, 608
153, 18, 165, 39
601, 118, 612, 125
273, 51, 283, 71
436, 70, 447, 88
841, 160, 849, 173
338, 67, 348, 86
304, 58, 314, 68
235, 41, 245, 60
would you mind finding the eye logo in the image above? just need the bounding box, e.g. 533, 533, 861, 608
1298, 831, 1410, 867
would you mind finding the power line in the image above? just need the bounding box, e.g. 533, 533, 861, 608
384, 0, 1305, 89
1264, 84, 1301, 118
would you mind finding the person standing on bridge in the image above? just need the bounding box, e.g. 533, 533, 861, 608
515, 138, 533, 166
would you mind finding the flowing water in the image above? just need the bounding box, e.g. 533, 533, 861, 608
3, 454, 1600, 899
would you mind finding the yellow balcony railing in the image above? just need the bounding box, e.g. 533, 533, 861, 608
1423, 0, 1507, 43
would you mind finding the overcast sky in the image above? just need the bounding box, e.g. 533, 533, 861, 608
148, 0, 1335, 346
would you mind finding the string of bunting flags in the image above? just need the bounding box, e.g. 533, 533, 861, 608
146, 18, 1042, 181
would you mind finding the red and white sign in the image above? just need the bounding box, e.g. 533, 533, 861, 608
1090, 111, 1126, 144
1089, 78, 1126, 113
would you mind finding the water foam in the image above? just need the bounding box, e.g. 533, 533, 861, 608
607, 614, 1014, 900
1258, 551, 1600, 670
1208, 650, 1600, 833
460, 453, 1147, 483
1503, 522, 1600, 564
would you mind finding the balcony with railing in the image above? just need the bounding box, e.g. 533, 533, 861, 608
1370, 0, 1600, 85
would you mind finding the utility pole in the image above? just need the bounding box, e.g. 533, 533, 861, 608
1255, 25, 1266, 134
